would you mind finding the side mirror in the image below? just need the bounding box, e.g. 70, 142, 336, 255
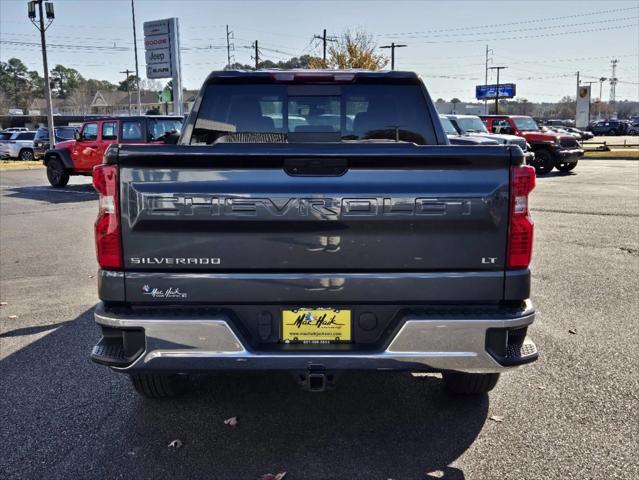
74, 130, 81, 141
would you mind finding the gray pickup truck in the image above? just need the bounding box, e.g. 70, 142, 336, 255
90, 70, 538, 398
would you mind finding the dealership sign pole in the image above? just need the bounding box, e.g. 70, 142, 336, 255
576, 85, 591, 129
143, 18, 183, 116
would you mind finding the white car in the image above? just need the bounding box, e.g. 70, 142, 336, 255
0, 130, 36, 160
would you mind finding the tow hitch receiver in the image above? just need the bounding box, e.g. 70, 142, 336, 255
296, 365, 336, 392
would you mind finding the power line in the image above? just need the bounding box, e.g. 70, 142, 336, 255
381, 16, 636, 40
376, 6, 638, 37
415, 23, 638, 44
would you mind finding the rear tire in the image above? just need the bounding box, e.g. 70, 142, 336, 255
442, 372, 500, 395
19, 149, 34, 161
129, 373, 188, 398
556, 161, 577, 173
46, 157, 70, 187
532, 149, 555, 175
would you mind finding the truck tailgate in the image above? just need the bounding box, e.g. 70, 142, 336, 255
117, 144, 513, 280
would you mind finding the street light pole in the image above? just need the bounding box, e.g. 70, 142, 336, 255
28, 0, 56, 148
598, 77, 607, 119
489, 66, 507, 115
131, 0, 141, 113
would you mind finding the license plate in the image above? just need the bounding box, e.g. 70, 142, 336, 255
281, 308, 351, 344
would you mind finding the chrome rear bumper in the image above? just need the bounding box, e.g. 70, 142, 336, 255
93, 301, 537, 374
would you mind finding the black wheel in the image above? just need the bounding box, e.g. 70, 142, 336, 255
556, 161, 578, 173
607, 129, 616, 136
532, 149, 555, 175
129, 373, 188, 398
442, 372, 500, 395
18, 149, 34, 161
46, 157, 70, 187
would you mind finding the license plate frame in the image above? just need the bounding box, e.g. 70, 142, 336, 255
281, 308, 351, 344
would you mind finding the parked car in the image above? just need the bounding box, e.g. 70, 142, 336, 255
559, 126, 593, 141
480, 115, 583, 174
445, 114, 534, 163
44, 115, 183, 187
33, 126, 79, 159
90, 70, 538, 399
545, 119, 575, 128
589, 120, 627, 136
545, 126, 582, 140
0, 130, 36, 160
439, 115, 499, 145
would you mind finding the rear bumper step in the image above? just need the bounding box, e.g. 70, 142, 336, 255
92, 301, 537, 373
91, 337, 131, 367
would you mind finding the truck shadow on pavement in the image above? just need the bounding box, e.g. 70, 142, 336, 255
536, 171, 577, 178
3, 183, 97, 204
0, 307, 485, 480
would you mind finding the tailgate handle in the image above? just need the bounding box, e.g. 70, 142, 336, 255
284, 158, 347, 176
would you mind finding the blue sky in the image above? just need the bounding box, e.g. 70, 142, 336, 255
1, 0, 638, 102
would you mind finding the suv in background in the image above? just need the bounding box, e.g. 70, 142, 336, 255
589, 120, 627, 136
481, 115, 583, 174
33, 126, 78, 159
445, 114, 534, 163
438, 115, 499, 145
0, 130, 36, 160
44, 116, 183, 187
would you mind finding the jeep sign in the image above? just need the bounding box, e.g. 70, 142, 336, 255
145, 48, 170, 65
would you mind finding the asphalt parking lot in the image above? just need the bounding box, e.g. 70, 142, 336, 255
1, 161, 638, 480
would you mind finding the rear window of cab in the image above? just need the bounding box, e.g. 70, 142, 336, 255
190, 83, 434, 145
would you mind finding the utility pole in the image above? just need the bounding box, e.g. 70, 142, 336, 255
313, 28, 337, 64
489, 66, 507, 115
28, 0, 56, 147
131, 0, 141, 113
380, 42, 407, 70
254, 40, 259, 69
609, 59, 618, 116
120, 69, 134, 115
225, 25, 234, 68
484, 45, 493, 115
598, 77, 607, 119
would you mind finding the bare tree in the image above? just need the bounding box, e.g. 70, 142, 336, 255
68, 83, 93, 115
310, 29, 388, 70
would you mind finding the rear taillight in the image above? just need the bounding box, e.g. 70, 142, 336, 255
93, 164, 122, 269
507, 165, 536, 269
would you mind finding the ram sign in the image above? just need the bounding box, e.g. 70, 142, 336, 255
475, 84, 517, 100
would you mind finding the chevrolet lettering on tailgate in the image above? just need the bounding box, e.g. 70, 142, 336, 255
140, 195, 474, 219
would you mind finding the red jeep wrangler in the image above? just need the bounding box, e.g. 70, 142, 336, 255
44, 116, 183, 187
480, 115, 583, 175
